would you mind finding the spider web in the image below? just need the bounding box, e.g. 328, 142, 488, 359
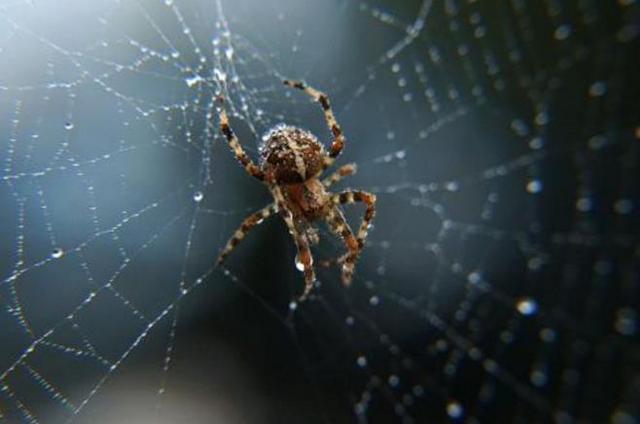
1, 0, 639, 422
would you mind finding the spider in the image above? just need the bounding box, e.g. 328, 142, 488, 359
215, 80, 377, 301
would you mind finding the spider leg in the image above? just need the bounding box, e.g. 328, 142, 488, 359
325, 206, 360, 286
332, 190, 377, 248
216, 96, 266, 181
217, 203, 277, 264
322, 163, 357, 188
327, 190, 377, 284
271, 186, 316, 300
282, 80, 345, 169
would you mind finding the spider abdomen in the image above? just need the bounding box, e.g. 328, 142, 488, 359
261, 124, 325, 184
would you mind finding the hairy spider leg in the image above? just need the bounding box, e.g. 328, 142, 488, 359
333, 190, 377, 248
216, 204, 277, 265
217, 96, 266, 181
323, 191, 377, 283
283, 80, 346, 170
322, 163, 357, 188
325, 206, 362, 285
271, 186, 317, 300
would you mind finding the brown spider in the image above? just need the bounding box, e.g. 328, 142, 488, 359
215, 80, 376, 301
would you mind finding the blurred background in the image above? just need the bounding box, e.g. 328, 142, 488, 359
0, 0, 638, 422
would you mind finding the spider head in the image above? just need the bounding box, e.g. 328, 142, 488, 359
260, 124, 325, 184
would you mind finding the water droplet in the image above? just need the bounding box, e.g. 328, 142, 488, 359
164, 0, 173, 5
185, 75, 203, 88
213, 68, 227, 82
576, 197, 593, 212
446, 400, 464, 419
526, 179, 543, 193
51, 247, 64, 259
413, 385, 425, 397
615, 308, 637, 335
588, 134, 607, 150
500, 330, 514, 343
539, 328, 556, 342
614, 199, 633, 215
356, 356, 367, 367
589, 81, 607, 97
289, 301, 298, 311
388, 374, 400, 387
535, 111, 549, 126
193, 191, 204, 202
445, 181, 459, 192
516, 298, 538, 316
529, 137, 544, 150
369, 295, 380, 306
530, 369, 548, 387
294, 255, 304, 271
467, 271, 482, 284
511, 119, 529, 136
64, 122, 74, 130
554, 24, 572, 40
528, 256, 544, 270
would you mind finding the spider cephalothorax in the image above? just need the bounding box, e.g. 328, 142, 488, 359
216, 80, 376, 300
